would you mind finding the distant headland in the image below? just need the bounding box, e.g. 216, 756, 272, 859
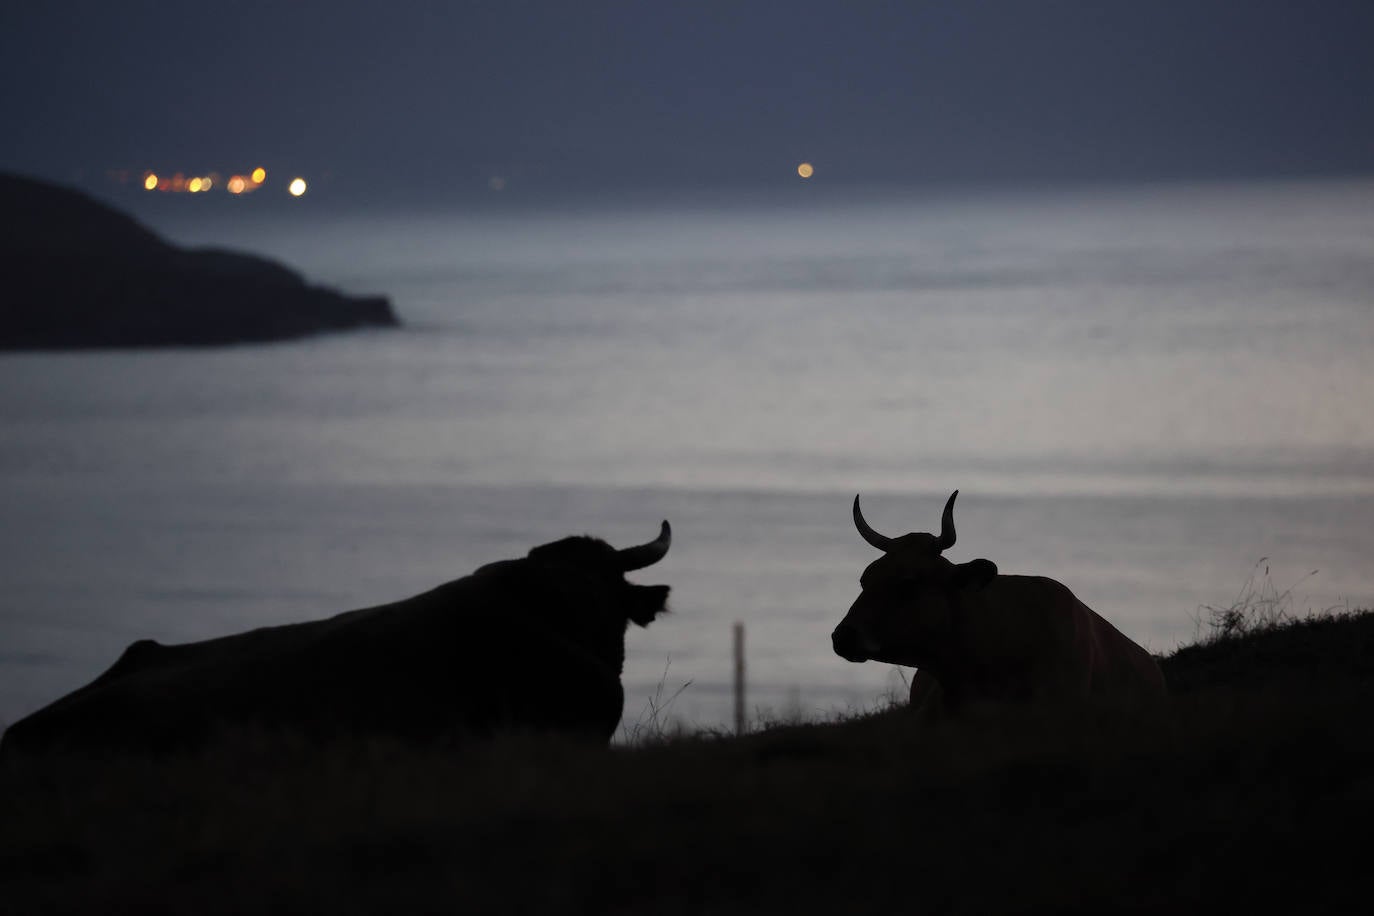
0, 173, 398, 350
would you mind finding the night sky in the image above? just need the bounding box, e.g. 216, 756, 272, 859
3, 1, 1373, 203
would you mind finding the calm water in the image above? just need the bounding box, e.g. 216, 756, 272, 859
3, 178, 1373, 732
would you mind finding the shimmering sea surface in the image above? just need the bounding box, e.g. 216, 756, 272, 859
4, 178, 1372, 732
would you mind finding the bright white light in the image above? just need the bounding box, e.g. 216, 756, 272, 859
288, 177, 307, 197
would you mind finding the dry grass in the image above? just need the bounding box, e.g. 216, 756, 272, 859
4, 606, 1373, 914
618, 656, 694, 745
1190, 556, 1341, 644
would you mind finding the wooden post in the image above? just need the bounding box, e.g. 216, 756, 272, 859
733, 622, 746, 735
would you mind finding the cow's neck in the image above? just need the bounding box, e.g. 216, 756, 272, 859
922, 585, 982, 709
571, 621, 629, 677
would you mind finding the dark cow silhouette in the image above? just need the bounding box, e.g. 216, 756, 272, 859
832, 492, 1165, 716
1, 522, 673, 754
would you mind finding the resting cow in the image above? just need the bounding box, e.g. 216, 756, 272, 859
1, 522, 673, 754
831, 492, 1165, 716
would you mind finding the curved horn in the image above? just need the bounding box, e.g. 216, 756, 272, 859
617, 520, 672, 571
852, 495, 896, 552
937, 490, 958, 551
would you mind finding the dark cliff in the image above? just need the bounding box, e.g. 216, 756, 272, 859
0, 174, 398, 349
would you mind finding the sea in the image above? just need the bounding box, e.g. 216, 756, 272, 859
3, 177, 1373, 735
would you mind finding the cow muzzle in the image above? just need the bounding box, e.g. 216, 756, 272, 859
831, 624, 869, 663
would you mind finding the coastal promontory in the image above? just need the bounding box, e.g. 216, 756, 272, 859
1, 173, 398, 349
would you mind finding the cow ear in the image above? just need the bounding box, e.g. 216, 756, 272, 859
627, 584, 670, 627
951, 558, 998, 590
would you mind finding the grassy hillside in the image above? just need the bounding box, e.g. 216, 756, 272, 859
4, 610, 1374, 914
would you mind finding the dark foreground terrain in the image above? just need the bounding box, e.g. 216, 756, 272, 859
4, 610, 1373, 914
0, 173, 397, 349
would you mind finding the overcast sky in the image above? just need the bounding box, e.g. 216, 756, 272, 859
3, 1, 1372, 203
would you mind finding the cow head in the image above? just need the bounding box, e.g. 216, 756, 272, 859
475, 521, 672, 661
525, 520, 672, 626
831, 491, 997, 667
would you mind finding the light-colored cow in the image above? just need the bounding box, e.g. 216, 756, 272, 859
832, 491, 1165, 716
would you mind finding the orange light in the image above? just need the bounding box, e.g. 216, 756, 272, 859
143, 173, 158, 191
797, 162, 815, 179
288, 177, 307, 197
227, 176, 246, 194
251, 167, 266, 184
188, 177, 203, 193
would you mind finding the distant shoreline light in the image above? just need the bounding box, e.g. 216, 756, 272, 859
288, 177, 308, 197
137, 167, 265, 195
141, 171, 216, 193
797, 162, 815, 179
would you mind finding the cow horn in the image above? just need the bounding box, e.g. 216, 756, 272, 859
852, 495, 896, 551
937, 490, 958, 551
618, 520, 672, 571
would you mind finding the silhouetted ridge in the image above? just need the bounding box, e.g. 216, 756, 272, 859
0, 172, 398, 349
